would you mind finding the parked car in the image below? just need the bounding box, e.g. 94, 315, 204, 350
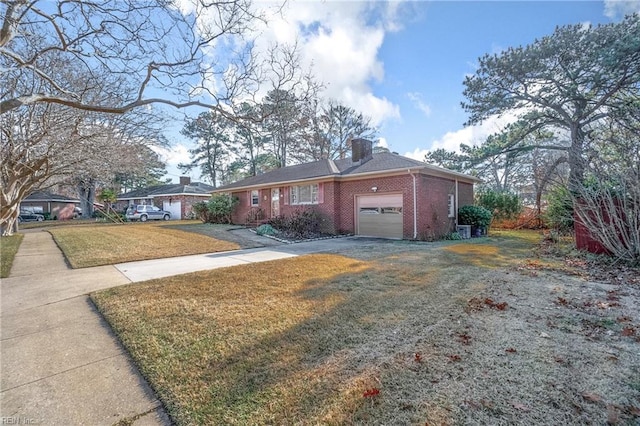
18, 210, 45, 222
126, 205, 171, 222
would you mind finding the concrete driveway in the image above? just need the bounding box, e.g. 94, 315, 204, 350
115, 235, 370, 282
1, 229, 374, 424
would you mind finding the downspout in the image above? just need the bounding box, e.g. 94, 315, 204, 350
410, 170, 417, 239
455, 179, 459, 226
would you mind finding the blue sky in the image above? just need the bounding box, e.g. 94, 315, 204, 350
161, 0, 639, 182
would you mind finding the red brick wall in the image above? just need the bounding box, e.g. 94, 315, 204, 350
458, 182, 474, 207
415, 175, 455, 240
233, 190, 263, 225
337, 175, 415, 237
229, 173, 475, 240
231, 184, 339, 232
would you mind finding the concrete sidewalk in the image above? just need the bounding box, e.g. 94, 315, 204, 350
1, 230, 369, 424
1, 231, 170, 425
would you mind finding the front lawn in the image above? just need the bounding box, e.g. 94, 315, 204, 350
92, 232, 640, 425
1, 234, 24, 278
50, 223, 239, 268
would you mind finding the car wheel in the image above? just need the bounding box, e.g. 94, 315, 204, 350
37, 216, 44, 222
17, 217, 22, 223
163, 214, 170, 221
140, 215, 148, 222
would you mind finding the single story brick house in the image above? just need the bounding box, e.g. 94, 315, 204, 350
21, 191, 80, 220
213, 139, 479, 240
115, 177, 215, 220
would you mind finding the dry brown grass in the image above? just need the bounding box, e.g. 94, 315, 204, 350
50, 223, 239, 268
92, 232, 640, 425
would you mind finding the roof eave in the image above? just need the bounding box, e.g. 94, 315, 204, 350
149, 192, 212, 197
23, 198, 80, 203
212, 174, 339, 193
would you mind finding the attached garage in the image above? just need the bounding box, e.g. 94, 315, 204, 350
162, 200, 182, 220
356, 194, 403, 239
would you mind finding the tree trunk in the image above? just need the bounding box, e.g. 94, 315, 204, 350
1, 209, 19, 236
77, 179, 96, 218
568, 124, 585, 192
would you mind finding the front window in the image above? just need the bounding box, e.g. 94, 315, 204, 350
290, 184, 319, 205
251, 190, 259, 206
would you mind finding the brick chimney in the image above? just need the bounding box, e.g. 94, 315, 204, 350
351, 138, 373, 164
179, 176, 191, 185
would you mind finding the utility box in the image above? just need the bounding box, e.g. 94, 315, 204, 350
456, 225, 471, 239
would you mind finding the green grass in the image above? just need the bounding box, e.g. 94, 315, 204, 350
1, 234, 24, 278
49, 223, 239, 268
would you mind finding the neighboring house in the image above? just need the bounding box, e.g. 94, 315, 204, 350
213, 139, 480, 240
115, 177, 215, 220
21, 191, 80, 220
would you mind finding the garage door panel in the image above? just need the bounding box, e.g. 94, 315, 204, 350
356, 195, 403, 239
357, 194, 402, 208
162, 201, 181, 220
358, 214, 402, 238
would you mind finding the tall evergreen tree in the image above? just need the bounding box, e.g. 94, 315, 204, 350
180, 111, 231, 187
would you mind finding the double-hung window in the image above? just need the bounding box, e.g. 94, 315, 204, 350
290, 184, 319, 205
447, 194, 455, 218
251, 190, 260, 206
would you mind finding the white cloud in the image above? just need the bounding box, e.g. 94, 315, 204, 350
177, 1, 405, 126
152, 144, 191, 167
403, 113, 519, 161
250, 1, 403, 126
604, 0, 640, 19
406, 92, 432, 117
377, 137, 389, 149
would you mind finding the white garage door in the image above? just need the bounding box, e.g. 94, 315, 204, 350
356, 194, 403, 239
162, 200, 181, 220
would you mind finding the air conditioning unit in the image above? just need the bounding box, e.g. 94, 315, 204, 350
456, 225, 471, 239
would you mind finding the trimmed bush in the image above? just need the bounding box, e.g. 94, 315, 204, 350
193, 194, 238, 224
458, 205, 492, 230
268, 207, 325, 239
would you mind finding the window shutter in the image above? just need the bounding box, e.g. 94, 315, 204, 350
284, 187, 289, 205
247, 191, 251, 206
318, 183, 324, 204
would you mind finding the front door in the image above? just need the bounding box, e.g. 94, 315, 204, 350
271, 188, 280, 218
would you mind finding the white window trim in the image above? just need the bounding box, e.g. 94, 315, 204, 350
290, 184, 319, 205
251, 190, 259, 207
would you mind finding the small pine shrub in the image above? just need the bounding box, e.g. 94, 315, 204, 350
256, 224, 277, 236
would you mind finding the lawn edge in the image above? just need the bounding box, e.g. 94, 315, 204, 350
1, 233, 24, 278
89, 293, 178, 425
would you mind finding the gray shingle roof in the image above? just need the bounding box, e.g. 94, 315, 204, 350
25, 191, 80, 202
117, 182, 214, 199
214, 152, 478, 192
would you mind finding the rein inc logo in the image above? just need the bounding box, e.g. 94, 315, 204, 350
1, 418, 37, 425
